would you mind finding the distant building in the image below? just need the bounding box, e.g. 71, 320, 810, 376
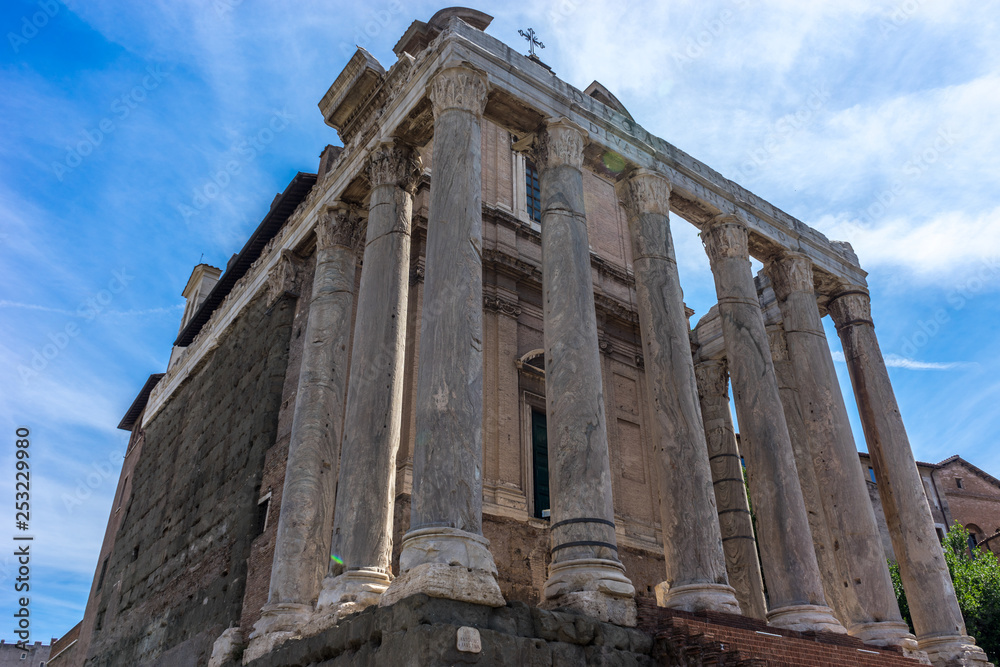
0, 639, 51, 667
862, 452, 1000, 558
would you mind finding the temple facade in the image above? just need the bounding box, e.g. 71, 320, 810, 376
63, 8, 992, 667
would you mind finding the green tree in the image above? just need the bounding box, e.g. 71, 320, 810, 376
889, 522, 1000, 662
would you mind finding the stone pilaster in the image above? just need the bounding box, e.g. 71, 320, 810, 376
765, 254, 916, 650
701, 215, 844, 634
693, 359, 768, 621
381, 65, 504, 609
247, 204, 364, 656
316, 141, 421, 622
616, 169, 739, 615
828, 289, 991, 667
534, 117, 636, 626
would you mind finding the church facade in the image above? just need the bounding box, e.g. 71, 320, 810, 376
57, 8, 992, 667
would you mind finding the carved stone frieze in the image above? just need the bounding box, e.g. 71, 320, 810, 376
483, 294, 521, 318
428, 66, 488, 116
266, 249, 304, 306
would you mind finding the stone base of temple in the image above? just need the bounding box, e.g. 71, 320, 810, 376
243, 602, 313, 663
766, 603, 848, 634
380, 526, 505, 608
654, 581, 742, 614
542, 557, 637, 626
316, 568, 391, 623
207, 628, 243, 667
218, 594, 930, 667
919, 634, 994, 667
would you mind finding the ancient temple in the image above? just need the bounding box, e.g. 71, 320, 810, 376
64, 8, 992, 667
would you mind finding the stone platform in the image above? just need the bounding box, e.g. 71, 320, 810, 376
227, 594, 928, 666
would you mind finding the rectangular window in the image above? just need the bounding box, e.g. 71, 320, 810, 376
96, 557, 109, 591
525, 160, 541, 223
957, 478, 964, 489
531, 409, 549, 519
256, 493, 272, 536
869, 467, 876, 483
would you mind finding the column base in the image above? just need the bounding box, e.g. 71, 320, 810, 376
542, 558, 637, 626
244, 602, 312, 663
766, 604, 847, 634
380, 526, 505, 608
316, 568, 392, 622
850, 620, 924, 655
918, 634, 993, 667
654, 581, 742, 614
207, 627, 242, 667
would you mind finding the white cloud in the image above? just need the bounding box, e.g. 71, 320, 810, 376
831, 349, 976, 371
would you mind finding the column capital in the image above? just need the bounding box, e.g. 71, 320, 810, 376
764, 252, 815, 302
702, 214, 749, 264
536, 117, 588, 170
428, 65, 488, 117
316, 205, 365, 252
265, 249, 304, 306
693, 358, 727, 399
365, 141, 422, 193
827, 288, 873, 330
616, 168, 671, 218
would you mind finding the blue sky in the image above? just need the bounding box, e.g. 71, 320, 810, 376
1, 0, 997, 644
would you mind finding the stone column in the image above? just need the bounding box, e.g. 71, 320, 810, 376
693, 358, 768, 621
316, 141, 420, 621
765, 254, 916, 649
536, 118, 635, 626
616, 169, 739, 614
249, 205, 364, 649
828, 289, 991, 666
380, 66, 504, 609
701, 214, 843, 634
762, 311, 844, 621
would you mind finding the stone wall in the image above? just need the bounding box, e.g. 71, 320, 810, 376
83, 291, 295, 666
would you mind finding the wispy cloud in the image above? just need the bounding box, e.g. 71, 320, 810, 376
830, 349, 976, 371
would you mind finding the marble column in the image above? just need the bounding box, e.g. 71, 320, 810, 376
316, 141, 420, 621
693, 358, 768, 621
828, 289, 991, 666
380, 65, 504, 609
616, 169, 739, 614
535, 117, 636, 626
765, 254, 916, 649
762, 312, 844, 621
701, 214, 844, 634
249, 205, 364, 647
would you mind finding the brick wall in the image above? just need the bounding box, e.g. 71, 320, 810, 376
83, 291, 295, 666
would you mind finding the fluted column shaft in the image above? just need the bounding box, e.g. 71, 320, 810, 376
536, 118, 636, 626
616, 170, 738, 614
829, 290, 990, 666
701, 215, 843, 634
253, 207, 363, 638
694, 359, 767, 621
766, 255, 913, 648
381, 66, 503, 608
317, 142, 420, 620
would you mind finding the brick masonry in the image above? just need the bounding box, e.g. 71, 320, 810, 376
83, 292, 296, 666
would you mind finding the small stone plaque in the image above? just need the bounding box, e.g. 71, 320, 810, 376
456, 626, 482, 653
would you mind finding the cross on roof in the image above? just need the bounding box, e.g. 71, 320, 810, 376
518, 28, 545, 58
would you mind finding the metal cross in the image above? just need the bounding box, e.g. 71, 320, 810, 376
518, 28, 545, 58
